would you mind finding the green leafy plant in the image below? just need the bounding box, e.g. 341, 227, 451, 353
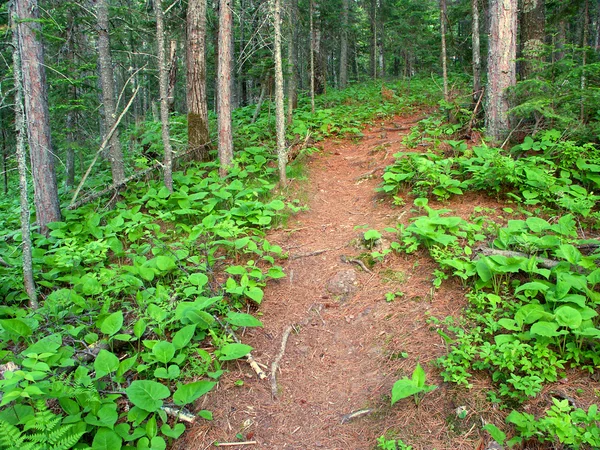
391, 363, 437, 406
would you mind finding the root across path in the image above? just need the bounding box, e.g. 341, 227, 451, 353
179, 114, 503, 450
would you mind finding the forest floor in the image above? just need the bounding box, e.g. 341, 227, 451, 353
176, 114, 512, 450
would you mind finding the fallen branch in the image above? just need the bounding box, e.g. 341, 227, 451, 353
215, 442, 257, 447
341, 255, 373, 274
467, 87, 484, 134
290, 248, 330, 260
355, 165, 387, 181
474, 247, 559, 269
162, 405, 196, 423
270, 325, 293, 398
270, 304, 323, 399
340, 408, 373, 424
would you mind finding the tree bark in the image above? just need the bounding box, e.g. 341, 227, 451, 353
581, 0, 589, 122
11, 5, 37, 308
310, 0, 316, 113
155, 0, 173, 191
312, 1, 325, 94
472, 0, 482, 102
273, 0, 287, 184
485, 0, 517, 143
15, 0, 61, 236
370, 0, 377, 78
96, 0, 125, 185
440, 0, 449, 100
286, 0, 298, 124
167, 39, 178, 113
339, 0, 349, 88
218, 0, 234, 174
187, 0, 210, 161
521, 0, 545, 78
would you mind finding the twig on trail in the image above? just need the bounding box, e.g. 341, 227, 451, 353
290, 248, 330, 259
215, 318, 267, 380
214, 441, 258, 447
161, 406, 196, 423
340, 408, 374, 424
271, 304, 323, 398
270, 325, 293, 398
341, 255, 373, 274
344, 209, 367, 216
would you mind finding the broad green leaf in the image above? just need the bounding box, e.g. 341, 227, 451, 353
245, 287, 264, 303
411, 363, 426, 388
0, 319, 32, 338
173, 381, 216, 406
133, 319, 147, 339
92, 428, 122, 450
94, 349, 120, 378
173, 325, 196, 350
555, 306, 582, 329
152, 341, 175, 364
364, 229, 382, 241
22, 333, 61, 356
125, 380, 170, 412
161, 423, 185, 439
225, 312, 263, 328
515, 304, 552, 326
391, 379, 422, 405
219, 343, 253, 361
515, 281, 549, 294
526, 217, 550, 233
146, 415, 157, 439
530, 321, 562, 337
101, 311, 123, 336
154, 255, 176, 272
498, 318, 521, 331
482, 424, 506, 445
189, 273, 209, 287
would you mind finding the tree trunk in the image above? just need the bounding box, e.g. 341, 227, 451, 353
187, 0, 210, 161
581, 0, 589, 122
313, 2, 325, 95
252, 78, 268, 123
521, 0, 545, 78
370, 0, 377, 78
310, 0, 315, 113
16, 0, 61, 236
11, 5, 37, 308
273, 0, 287, 184
485, 0, 517, 143
96, 0, 125, 185
440, 0, 449, 100
65, 13, 77, 188
167, 39, 178, 113
339, 0, 349, 88
218, 0, 234, 174
155, 0, 173, 191
286, 0, 298, 124
472, 0, 482, 102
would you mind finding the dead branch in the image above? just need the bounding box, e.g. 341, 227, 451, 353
289, 248, 331, 260
340, 408, 374, 424
162, 405, 196, 423
355, 165, 387, 181
215, 442, 257, 447
474, 247, 559, 269
270, 325, 293, 398
467, 87, 484, 133
69, 86, 140, 207
341, 255, 373, 274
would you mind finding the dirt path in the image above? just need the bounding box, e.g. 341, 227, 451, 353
179, 114, 498, 450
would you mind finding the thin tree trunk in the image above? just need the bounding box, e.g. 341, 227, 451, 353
440, 0, 449, 100
310, 0, 315, 113
187, 0, 210, 161
96, 0, 125, 185
472, 0, 481, 102
581, 0, 589, 121
286, 0, 298, 124
16, 0, 61, 236
339, 0, 349, 88
218, 0, 234, 174
167, 39, 177, 113
273, 0, 287, 184
370, 0, 377, 78
252, 79, 267, 123
155, 0, 173, 191
11, 6, 37, 308
485, 0, 517, 143
65, 14, 77, 188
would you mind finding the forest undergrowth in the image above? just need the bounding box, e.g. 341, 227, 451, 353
0, 79, 439, 450
1, 76, 600, 449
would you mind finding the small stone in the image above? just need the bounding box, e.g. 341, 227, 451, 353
326, 269, 358, 300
